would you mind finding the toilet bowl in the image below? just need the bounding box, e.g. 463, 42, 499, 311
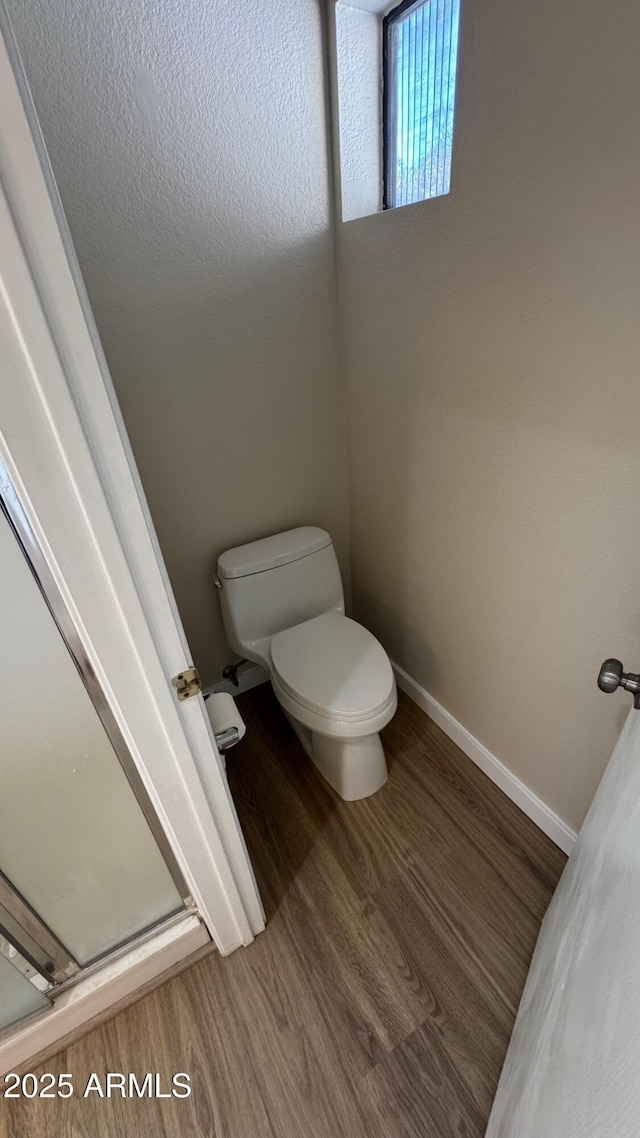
216, 527, 397, 800
270, 612, 396, 799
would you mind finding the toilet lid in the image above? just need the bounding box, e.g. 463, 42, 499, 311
271, 613, 394, 721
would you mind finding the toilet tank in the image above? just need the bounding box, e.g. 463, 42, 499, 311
217, 527, 344, 666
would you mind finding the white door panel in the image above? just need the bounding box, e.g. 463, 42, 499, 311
488, 707, 640, 1137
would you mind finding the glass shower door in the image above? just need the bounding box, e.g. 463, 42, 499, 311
0, 950, 49, 1032
0, 490, 187, 1025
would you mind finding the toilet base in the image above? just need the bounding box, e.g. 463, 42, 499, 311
284, 712, 388, 801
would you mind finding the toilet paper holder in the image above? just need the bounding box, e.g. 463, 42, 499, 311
214, 726, 241, 752
204, 691, 246, 752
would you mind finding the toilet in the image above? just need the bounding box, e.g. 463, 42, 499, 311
216, 527, 397, 800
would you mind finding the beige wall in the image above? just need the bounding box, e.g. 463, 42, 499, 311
8, 0, 640, 832
7, 0, 349, 684
338, 0, 640, 831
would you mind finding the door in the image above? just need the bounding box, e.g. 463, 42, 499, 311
0, 951, 49, 1033
0, 3, 263, 1064
487, 692, 640, 1137
0, 496, 186, 1004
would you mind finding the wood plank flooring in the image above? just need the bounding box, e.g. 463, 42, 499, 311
0, 687, 566, 1138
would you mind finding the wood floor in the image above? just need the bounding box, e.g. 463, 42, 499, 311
0, 686, 565, 1138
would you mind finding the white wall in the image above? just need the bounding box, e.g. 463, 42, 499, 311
334, 2, 382, 221
337, 0, 640, 832
7, 0, 349, 684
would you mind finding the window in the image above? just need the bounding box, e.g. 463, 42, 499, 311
383, 0, 461, 209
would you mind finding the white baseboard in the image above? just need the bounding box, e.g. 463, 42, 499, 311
392, 663, 577, 856
205, 662, 269, 698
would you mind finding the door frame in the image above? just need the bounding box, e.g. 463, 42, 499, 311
0, 0, 264, 1054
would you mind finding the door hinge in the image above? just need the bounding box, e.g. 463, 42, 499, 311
171, 667, 203, 701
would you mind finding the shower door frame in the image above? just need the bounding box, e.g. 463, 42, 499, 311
0, 6, 264, 1069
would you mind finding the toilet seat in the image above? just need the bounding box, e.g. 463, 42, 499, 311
270, 613, 396, 729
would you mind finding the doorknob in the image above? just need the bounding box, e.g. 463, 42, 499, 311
598, 659, 640, 708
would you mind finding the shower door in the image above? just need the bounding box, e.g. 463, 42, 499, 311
0, 951, 49, 1032
0, 489, 187, 1032
0, 4, 264, 1061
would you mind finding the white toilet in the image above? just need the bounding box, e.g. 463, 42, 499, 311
216, 527, 397, 800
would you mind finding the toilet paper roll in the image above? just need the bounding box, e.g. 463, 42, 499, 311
206, 692, 246, 746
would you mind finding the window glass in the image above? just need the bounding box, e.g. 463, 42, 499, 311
384, 0, 461, 208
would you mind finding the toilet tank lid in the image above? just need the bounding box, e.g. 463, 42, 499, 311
217, 527, 332, 580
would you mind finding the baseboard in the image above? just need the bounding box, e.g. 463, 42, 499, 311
392, 663, 577, 856
205, 662, 269, 698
